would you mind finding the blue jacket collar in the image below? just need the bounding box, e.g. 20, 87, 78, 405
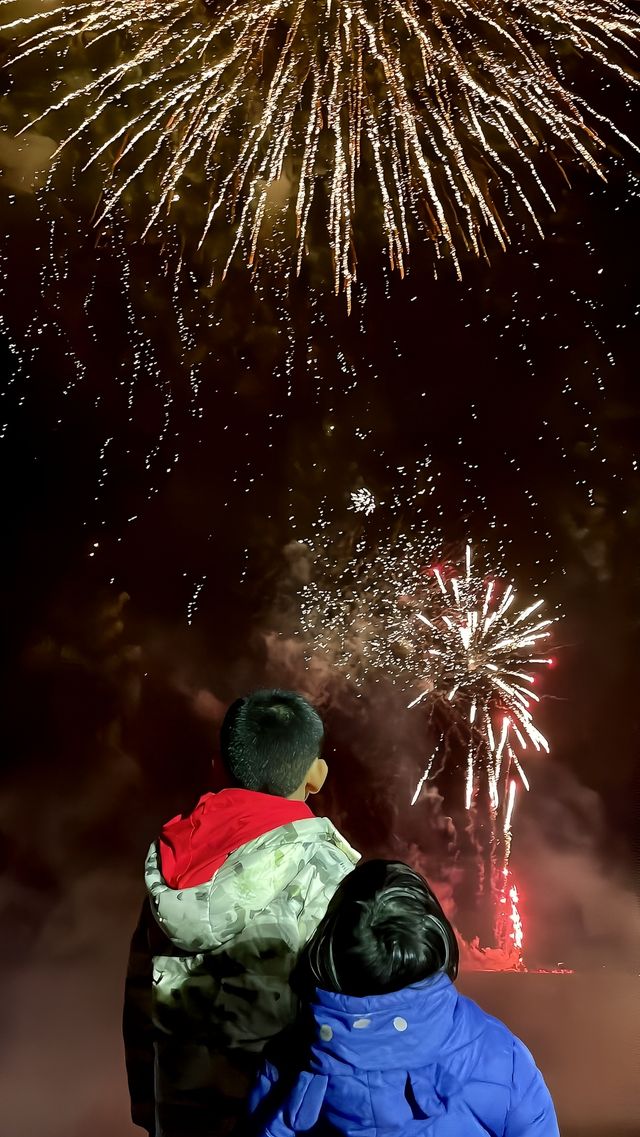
309, 973, 460, 1072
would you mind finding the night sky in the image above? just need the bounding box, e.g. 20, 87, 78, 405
0, 3, 639, 1134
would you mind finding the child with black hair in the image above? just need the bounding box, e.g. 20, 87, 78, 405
123, 689, 359, 1137
249, 860, 560, 1136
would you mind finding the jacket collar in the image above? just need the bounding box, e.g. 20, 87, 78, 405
309, 973, 460, 1072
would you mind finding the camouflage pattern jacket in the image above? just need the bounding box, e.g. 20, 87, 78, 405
123, 817, 359, 1137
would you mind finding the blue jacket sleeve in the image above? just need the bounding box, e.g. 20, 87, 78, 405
249, 1060, 281, 1116
505, 1041, 560, 1137
248, 1062, 328, 1136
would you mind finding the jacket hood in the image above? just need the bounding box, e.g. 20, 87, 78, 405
250, 972, 559, 1135
308, 974, 472, 1072
158, 789, 313, 888
145, 813, 359, 953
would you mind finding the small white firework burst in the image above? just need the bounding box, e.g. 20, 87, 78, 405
349, 488, 377, 516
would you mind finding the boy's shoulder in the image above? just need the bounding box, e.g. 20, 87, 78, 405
242, 814, 359, 860
213, 815, 359, 904
144, 816, 358, 955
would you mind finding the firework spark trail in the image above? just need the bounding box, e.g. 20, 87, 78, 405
405, 544, 554, 812
2, 0, 639, 302
403, 544, 555, 961
494, 778, 524, 959
301, 538, 554, 803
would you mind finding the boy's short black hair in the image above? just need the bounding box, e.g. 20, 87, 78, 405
296, 859, 458, 997
220, 689, 324, 798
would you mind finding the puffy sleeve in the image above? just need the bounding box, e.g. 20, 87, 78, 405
505, 1040, 560, 1137
248, 1061, 328, 1136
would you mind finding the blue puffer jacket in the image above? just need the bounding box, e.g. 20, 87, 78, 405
248, 973, 559, 1136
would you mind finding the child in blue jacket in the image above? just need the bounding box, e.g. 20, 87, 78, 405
248, 859, 560, 1136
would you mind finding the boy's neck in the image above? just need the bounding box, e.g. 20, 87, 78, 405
287, 787, 306, 802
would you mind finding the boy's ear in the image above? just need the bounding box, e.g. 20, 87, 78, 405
305, 757, 328, 796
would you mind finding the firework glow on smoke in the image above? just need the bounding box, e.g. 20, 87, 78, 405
301, 537, 556, 961
2, 0, 638, 303
389, 542, 555, 961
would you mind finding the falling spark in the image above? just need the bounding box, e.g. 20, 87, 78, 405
2, 0, 639, 301
186, 573, 207, 625
504, 778, 517, 833
299, 529, 442, 681
410, 747, 438, 805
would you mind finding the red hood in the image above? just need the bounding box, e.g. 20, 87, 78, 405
158, 788, 314, 889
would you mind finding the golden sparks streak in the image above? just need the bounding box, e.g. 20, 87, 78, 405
5, 0, 640, 297
12, 0, 632, 289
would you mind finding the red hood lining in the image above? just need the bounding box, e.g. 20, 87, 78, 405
158, 788, 314, 889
